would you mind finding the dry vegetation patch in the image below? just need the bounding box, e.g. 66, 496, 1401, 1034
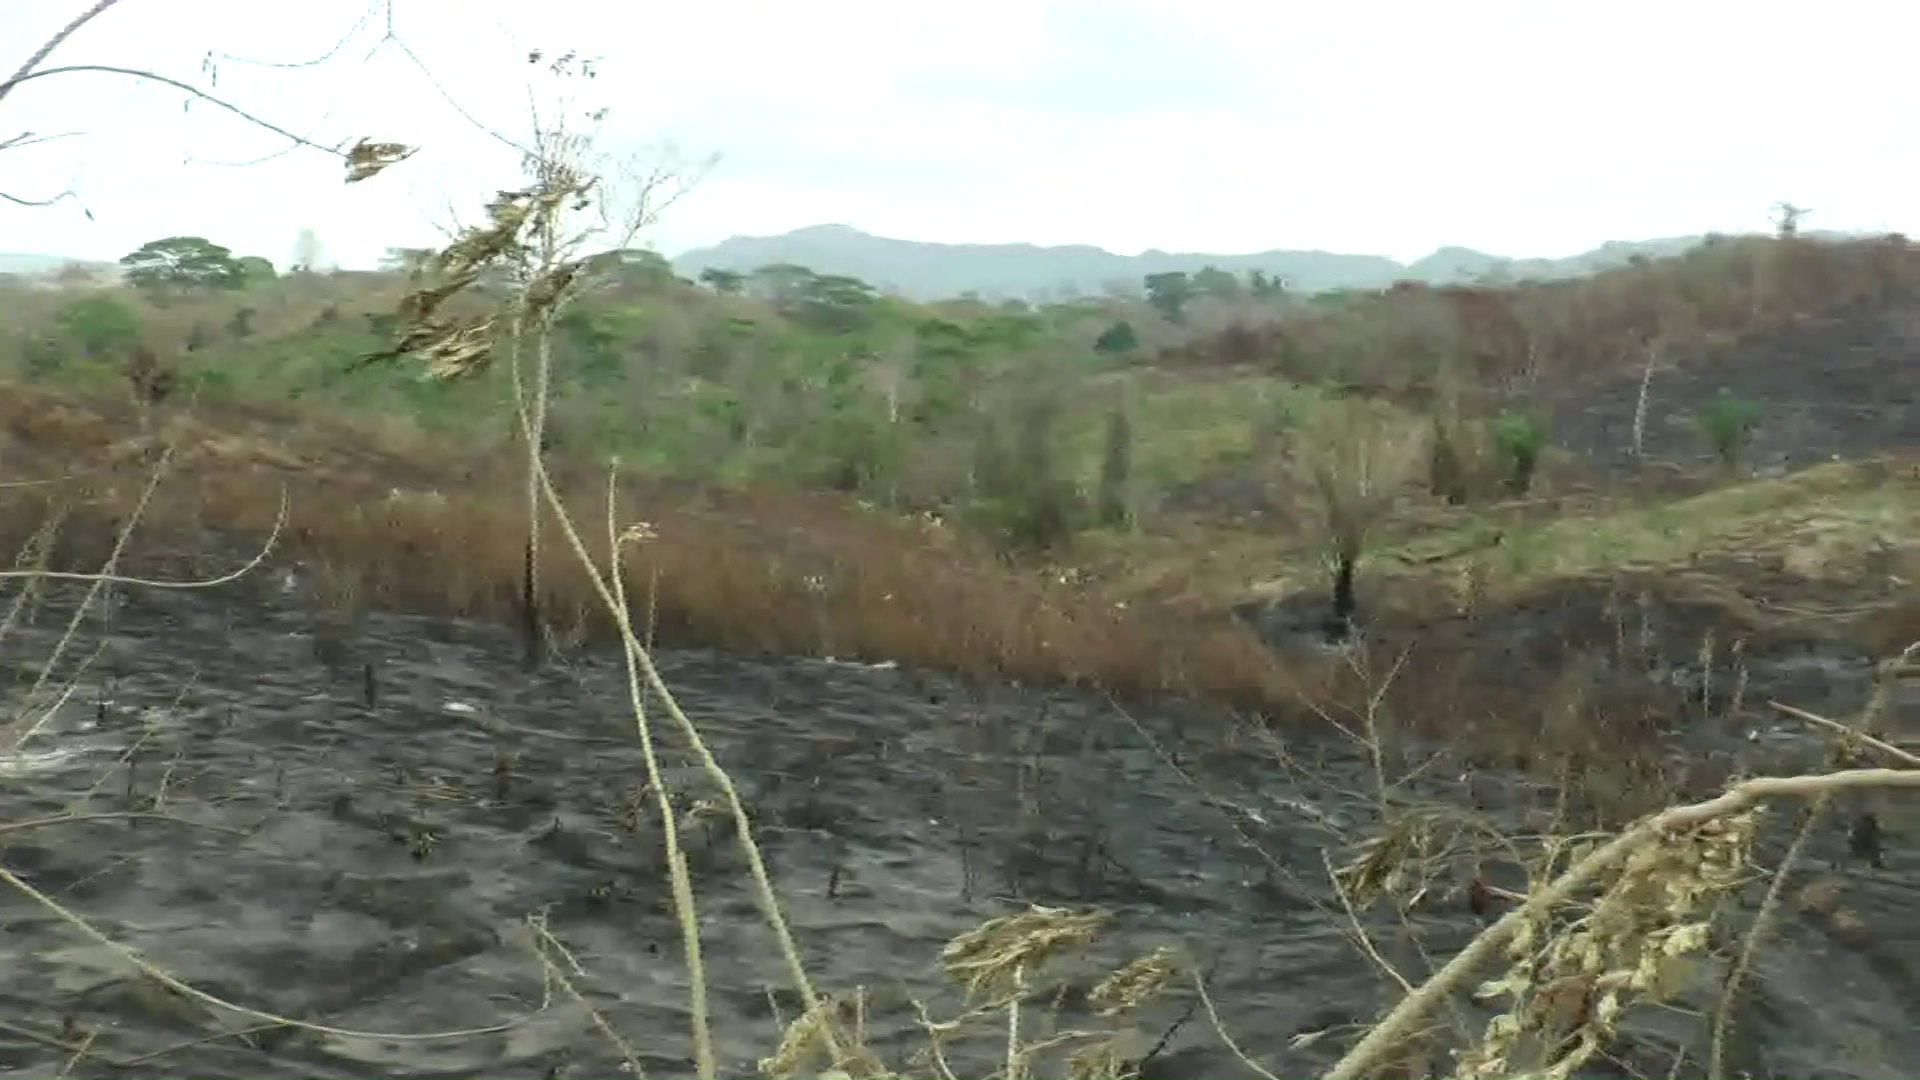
0, 379, 1321, 715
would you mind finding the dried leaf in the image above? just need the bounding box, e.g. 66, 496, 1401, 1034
345, 138, 417, 183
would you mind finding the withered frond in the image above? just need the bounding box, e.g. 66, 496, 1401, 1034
417, 317, 499, 380
940, 905, 1107, 1002
366, 166, 595, 384
1334, 813, 1436, 908
522, 257, 586, 321
1089, 946, 1178, 1016
344, 138, 417, 183
349, 315, 495, 380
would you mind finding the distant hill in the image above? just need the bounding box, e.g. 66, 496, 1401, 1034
7, 228, 1873, 301
672, 225, 1846, 301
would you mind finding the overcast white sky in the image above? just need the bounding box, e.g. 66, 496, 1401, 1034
4, 0, 1918, 271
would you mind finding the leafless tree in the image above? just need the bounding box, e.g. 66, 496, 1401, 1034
1290, 397, 1419, 641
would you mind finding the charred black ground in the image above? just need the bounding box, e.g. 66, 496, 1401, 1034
1, 577, 1917, 1079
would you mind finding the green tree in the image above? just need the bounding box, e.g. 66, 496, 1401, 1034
1143, 270, 1195, 323
53, 293, 142, 359
1093, 319, 1140, 357
1247, 269, 1287, 299
235, 255, 278, 287
590, 247, 677, 290
756, 268, 879, 333
1192, 264, 1241, 300
747, 263, 818, 305
120, 236, 246, 293
698, 267, 746, 295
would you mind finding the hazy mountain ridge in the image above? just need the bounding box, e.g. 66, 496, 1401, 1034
6, 227, 1863, 299
672, 225, 1828, 300
0, 253, 119, 283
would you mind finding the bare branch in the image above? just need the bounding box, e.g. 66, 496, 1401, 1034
0, 0, 123, 209
0, 130, 82, 152
0, 187, 81, 209
387, 36, 532, 158
0, 64, 346, 158
0, 129, 90, 209
203, 0, 385, 70
0, 0, 127, 107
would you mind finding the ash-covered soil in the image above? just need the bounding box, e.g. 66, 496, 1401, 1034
1553, 301, 1920, 473
2, 581, 1918, 1078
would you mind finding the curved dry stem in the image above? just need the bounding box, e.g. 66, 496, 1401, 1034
519, 400, 839, 1070
525, 914, 647, 1078
0, 861, 542, 1042
6, 449, 176, 750
0, 186, 81, 209
1192, 970, 1279, 1080
0, 0, 126, 106
478, 181, 830, 1070
606, 463, 715, 1077
0, 488, 287, 588
1769, 699, 1920, 767
0, 812, 246, 837
1710, 792, 1825, 1077
1324, 767, 1920, 1080
1, 65, 343, 160
6, 473, 287, 752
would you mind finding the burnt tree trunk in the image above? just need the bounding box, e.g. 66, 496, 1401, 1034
1324, 553, 1357, 644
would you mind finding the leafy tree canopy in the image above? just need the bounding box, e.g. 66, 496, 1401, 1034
120, 236, 246, 293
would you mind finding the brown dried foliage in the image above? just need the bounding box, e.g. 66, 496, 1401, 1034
1155, 235, 1920, 399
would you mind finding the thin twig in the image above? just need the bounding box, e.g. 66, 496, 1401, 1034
0, 65, 344, 158
1768, 700, 1920, 766
0, 861, 537, 1042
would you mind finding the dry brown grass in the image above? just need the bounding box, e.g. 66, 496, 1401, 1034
0, 379, 1318, 715
9, 368, 1891, 781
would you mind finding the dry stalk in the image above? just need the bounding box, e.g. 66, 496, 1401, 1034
524, 914, 645, 1078
1630, 341, 1658, 461
0, 0, 126, 105
372, 115, 742, 1074
0, 500, 67, 637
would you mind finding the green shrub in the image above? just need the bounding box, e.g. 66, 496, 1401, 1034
1489, 411, 1548, 494
53, 293, 142, 359
1696, 391, 1761, 472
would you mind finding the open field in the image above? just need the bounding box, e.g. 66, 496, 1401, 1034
5, 235, 1920, 1077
